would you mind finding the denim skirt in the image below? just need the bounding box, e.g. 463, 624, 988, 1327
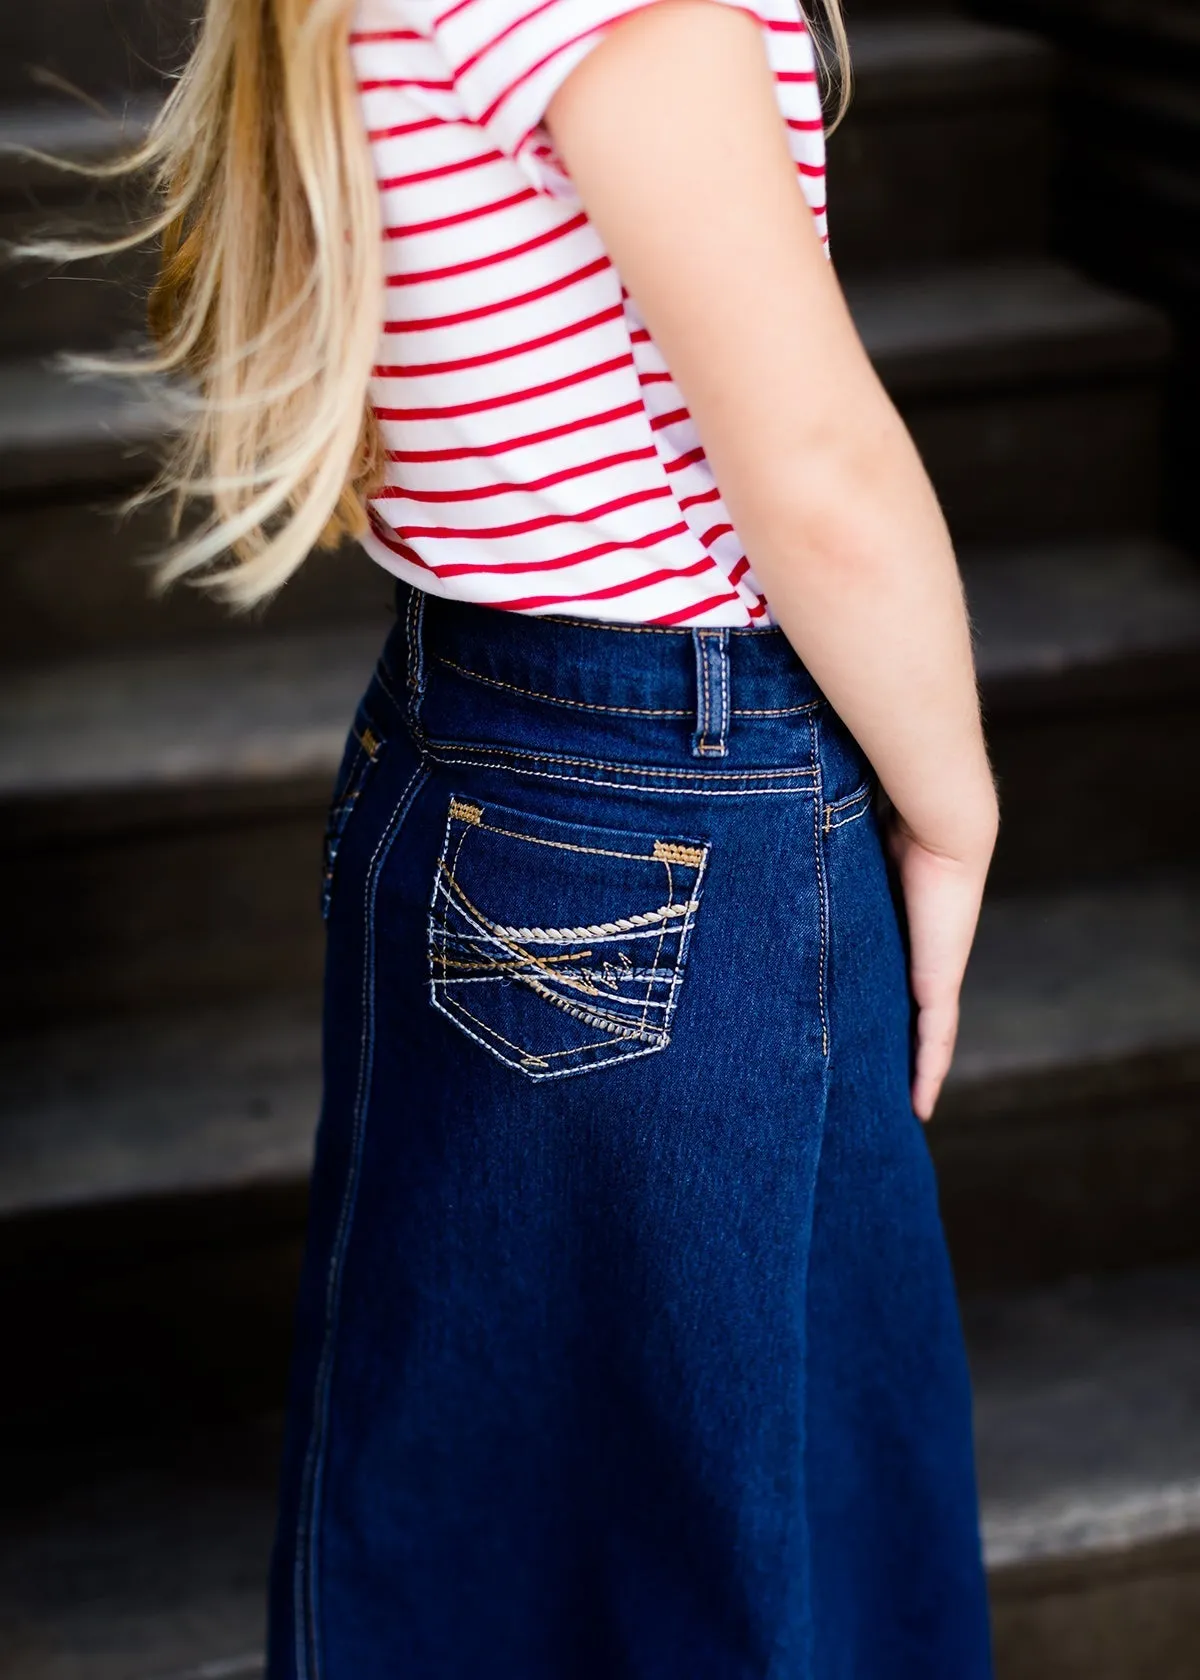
267, 583, 993, 1679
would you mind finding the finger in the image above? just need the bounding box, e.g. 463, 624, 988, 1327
912, 1001, 959, 1122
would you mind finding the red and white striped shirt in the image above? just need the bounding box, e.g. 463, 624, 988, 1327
351, 0, 829, 627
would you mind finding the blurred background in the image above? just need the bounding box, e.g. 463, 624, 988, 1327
2, 2, 1199, 1676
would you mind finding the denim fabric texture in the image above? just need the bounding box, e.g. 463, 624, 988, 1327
267, 583, 994, 1679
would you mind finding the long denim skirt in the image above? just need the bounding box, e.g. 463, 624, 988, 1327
267, 582, 993, 1679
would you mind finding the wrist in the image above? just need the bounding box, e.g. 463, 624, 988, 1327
893, 791, 998, 872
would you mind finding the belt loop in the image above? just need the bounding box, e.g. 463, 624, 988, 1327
691, 627, 731, 758
405, 585, 427, 735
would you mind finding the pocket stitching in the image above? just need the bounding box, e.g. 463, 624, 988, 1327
428, 796, 708, 1079
436, 848, 687, 1028
823, 782, 873, 833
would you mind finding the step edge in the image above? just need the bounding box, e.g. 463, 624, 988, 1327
983, 1473, 1200, 1570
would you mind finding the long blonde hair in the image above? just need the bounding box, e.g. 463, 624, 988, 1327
43, 0, 849, 609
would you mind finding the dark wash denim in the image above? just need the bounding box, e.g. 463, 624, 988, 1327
267, 583, 993, 1679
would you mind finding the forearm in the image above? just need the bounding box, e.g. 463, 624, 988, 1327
728, 403, 997, 862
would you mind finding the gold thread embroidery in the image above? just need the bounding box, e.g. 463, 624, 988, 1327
449, 798, 483, 825
653, 840, 705, 868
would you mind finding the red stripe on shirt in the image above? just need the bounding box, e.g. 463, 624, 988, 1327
383, 187, 537, 238
396, 486, 671, 542
375, 352, 633, 422
359, 76, 455, 92
375, 445, 658, 501
379, 148, 503, 190
373, 303, 624, 377
369, 116, 443, 142
434, 521, 691, 579
384, 255, 611, 332
387, 212, 587, 285
383, 400, 646, 463
484, 555, 715, 611
350, 29, 424, 43
648, 588, 745, 626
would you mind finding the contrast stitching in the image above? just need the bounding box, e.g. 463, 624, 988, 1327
441, 971, 673, 998
433, 655, 691, 717
430, 653, 818, 718
442, 1001, 623, 1065
490, 903, 699, 942
446, 967, 666, 1047
642, 859, 673, 1033
446, 919, 685, 950
534, 614, 786, 638
697, 631, 730, 758
472, 818, 691, 866
296, 756, 429, 1680
735, 701, 822, 717
447, 995, 553, 1064
438, 949, 588, 974
656, 845, 708, 1047
822, 782, 873, 834
405, 589, 427, 737
425, 739, 816, 783
691, 629, 730, 759
430, 888, 704, 1080
425, 792, 710, 1078
653, 840, 706, 867
824, 804, 871, 832
825, 784, 872, 815
427, 751, 817, 797
430, 998, 671, 1080
439, 864, 695, 980
695, 635, 705, 742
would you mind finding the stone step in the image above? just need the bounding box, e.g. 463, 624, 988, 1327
832, 15, 1053, 273
844, 260, 1168, 545
0, 499, 395, 669
0, 995, 320, 1242
0, 358, 172, 500
0, 258, 1172, 661
0, 100, 158, 355
988, 0, 1200, 64
974, 1265, 1200, 1679
1047, 70, 1200, 312
0, 1, 188, 106
0, 626, 384, 1028
4, 1266, 1200, 1678
1, 536, 1198, 1023
966, 538, 1200, 885
2, 998, 320, 1437
936, 874, 1200, 1287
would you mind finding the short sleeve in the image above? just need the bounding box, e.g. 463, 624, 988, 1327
432, 0, 764, 194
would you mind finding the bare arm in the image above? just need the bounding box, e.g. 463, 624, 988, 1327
546, 1, 998, 1116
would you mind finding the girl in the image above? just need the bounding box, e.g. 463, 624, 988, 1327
93, 0, 999, 1671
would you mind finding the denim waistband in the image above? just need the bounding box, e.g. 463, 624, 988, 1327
382, 582, 824, 764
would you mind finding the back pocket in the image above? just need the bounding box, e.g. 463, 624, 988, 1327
428, 794, 710, 1080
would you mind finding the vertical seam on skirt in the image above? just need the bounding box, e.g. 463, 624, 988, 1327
293, 757, 431, 1680
781, 1037, 833, 1678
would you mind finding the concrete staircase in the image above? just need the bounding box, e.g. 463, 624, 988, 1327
980, 0, 1200, 561
2, 4, 1200, 1676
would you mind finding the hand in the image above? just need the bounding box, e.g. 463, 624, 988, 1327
888, 814, 996, 1123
